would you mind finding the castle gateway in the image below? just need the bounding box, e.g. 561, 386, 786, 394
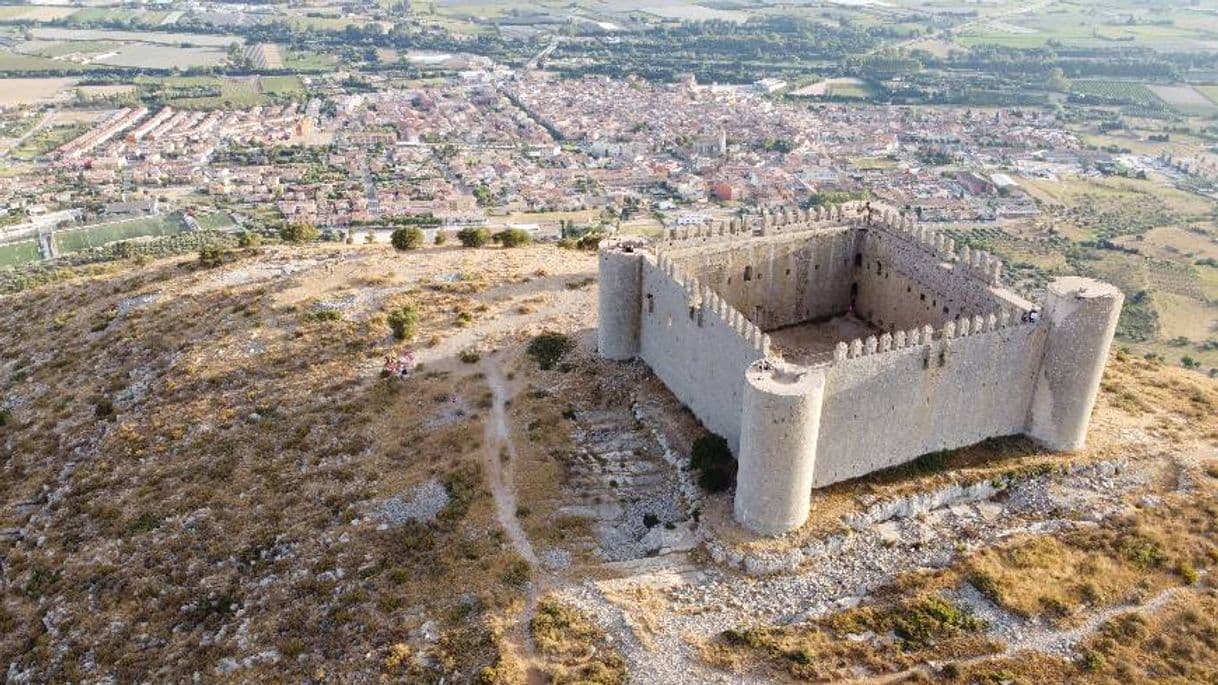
597, 206, 1122, 535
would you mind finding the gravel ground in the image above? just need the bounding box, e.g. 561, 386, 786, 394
370, 478, 450, 526
553, 445, 1169, 684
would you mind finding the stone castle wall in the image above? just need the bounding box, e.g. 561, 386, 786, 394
599, 206, 1122, 535
637, 254, 767, 452
665, 228, 859, 332
814, 317, 1043, 486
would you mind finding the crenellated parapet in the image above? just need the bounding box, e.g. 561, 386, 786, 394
656, 202, 860, 251
653, 251, 771, 358
862, 210, 1006, 287
831, 309, 1036, 364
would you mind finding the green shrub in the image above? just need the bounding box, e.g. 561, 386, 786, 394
94, 396, 116, 421
576, 231, 606, 250
279, 222, 320, 244
237, 231, 261, 248
391, 226, 425, 251
1080, 649, 1106, 672
457, 227, 491, 248
500, 559, 531, 587
0, 408, 10, 427
968, 570, 1001, 602
198, 244, 226, 268
387, 304, 419, 341
493, 228, 532, 248
1119, 532, 1165, 568
308, 308, 342, 323
889, 597, 985, 650
527, 332, 575, 370
690, 432, 736, 493
459, 349, 481, 364
434, 231, 447, 245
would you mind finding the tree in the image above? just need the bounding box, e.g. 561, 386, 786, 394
198, 244, 226, 268
387, 304, 419, 341
391, 226, 425, 251
280, 222, 319, 244
493, 228, 532, 248
1047, 67, 1071, 93
473, 184, 494, 207
457, 227, 491, 248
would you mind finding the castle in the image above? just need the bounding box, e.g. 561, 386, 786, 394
597, 205, 1123, 535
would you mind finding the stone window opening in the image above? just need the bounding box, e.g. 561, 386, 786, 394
854, 253, 863, 267
646, 294, 654, 313
744, 265, 753, 281
850, 282, 859, 300
875, 260, 883, 275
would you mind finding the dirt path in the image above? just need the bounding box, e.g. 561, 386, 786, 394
481, 353, 549, 682
482, 354, 536, 565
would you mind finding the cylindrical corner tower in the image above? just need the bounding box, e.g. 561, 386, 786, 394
1027, 276, 1123, 451
734, 361, 826, 536
597, 241, 644, 360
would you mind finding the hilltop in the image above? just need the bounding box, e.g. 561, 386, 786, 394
2, 242, 1218, 683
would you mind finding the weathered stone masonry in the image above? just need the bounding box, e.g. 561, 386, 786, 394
598, 205, 1123, 536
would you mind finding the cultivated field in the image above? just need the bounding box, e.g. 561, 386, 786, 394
0, 77, 75, 106
95, 44, 227, 70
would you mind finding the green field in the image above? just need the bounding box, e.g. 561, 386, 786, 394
955, 6, 1218, 52
138, 74, 307, 109
61, 8, 168, 26
0, 240, 40, 267
33, 40, 119, 58
54, 214, 185, 253
282, 49, 338, 72
828, 80, 878, 99
11, 123, 88, 160
259, 75, 306, 96
0, 51, 95, 73
1070, 80, 1164, 107
1196, 85, 1218, 106
194, 211, 235, 230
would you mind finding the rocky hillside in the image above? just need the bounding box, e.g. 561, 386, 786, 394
3, 241, 1218, 684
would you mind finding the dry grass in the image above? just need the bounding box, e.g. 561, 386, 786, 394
530, 596, 627, 684
950, 590, 1218, 684
704, 594, 998, 682
0, 244, 598, 681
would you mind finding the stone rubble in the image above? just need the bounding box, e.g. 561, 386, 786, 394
370, 479, 450, 526
554, 450, 1160, 684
